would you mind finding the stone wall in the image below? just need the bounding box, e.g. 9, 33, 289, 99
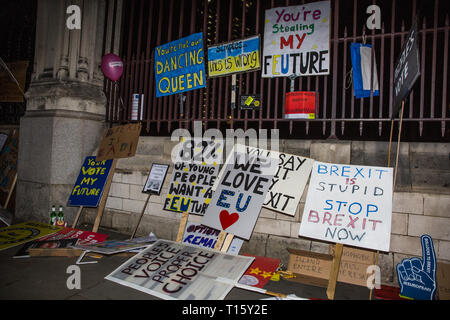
81, 136, 450, 286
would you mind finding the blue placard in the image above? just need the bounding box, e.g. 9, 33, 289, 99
67, 156, 113, 207
154, 32, 206, 97
396, 234, 437, 300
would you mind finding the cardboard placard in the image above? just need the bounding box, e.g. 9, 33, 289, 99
246, 146, 314, 216
201, 145, 277, 240
96, 123, 141, 162
67, 156, 113, 207
437, 262, 450, 300
155, 32, 206, 97
208, 35, 260, 78
143, 163, 169, 195
262, 1, 330, 77
285, 91, 317, 119
299, 162, 393, 252
0, 60, 28, 102
105, 239, 254, 300
0, 129, 19, 193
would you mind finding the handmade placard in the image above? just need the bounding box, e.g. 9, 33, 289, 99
299, 162, 393, 252
201, 145, 277, 240
285, 91, 317, 119
207, 35, 260, 77
262, 1, 330, 77
240, 94, 261, 110
105, 239, 254, 300
155, 32, 206, 97
247, 146, 314, 216
182, 222, 243, 255
96, 123, 142, 162
164, 160, 218, 216
67, 156, 113, 207
0, 221, 61, 251
0, 129, 18, 192
143, 163, 169, 195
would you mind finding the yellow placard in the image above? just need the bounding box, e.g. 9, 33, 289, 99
0, 221, 62, 251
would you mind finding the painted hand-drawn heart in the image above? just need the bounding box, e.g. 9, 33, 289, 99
219, 210, 239, 230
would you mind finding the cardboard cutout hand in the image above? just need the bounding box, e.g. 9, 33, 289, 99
396, 235, 437, 300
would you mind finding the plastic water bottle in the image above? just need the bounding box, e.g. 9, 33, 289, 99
50, 205, 56, 225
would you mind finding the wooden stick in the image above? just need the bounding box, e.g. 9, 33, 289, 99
220, 233, 234, 253
393, 101, 405, 190
326, 243, 344, 300
130, 193, 151, 239
175, 211, 189, 243
72, 206, 84, 228
3, 173, 17, 209
387, 119, 395, 167
93, 158, 117, 233
369, 250, 380, 300
213, 231, 227, 250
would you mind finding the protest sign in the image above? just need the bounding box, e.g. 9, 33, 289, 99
247, 146, 314, 216
155, 32, 206, 97
299, 162, 393, 252
437, 262, 450, 300
0, 129, 18, 193
105, 239, 254, 300
240, 94, 261, 110
96, 123, 142, 162
0, 221, 61, 251
164, 161, 218, 216
262, 1, 330, 77
38, 227, 108, 245
208, 35, 260, 78
201, 145, 277, 240
143, 163, 169, 195
393, 17, 420, 117
285, 91, 317, 119
238, 254, 280, 289
182, 222, 243, 255
67, 156, 113, 207
14, 238, 79, 258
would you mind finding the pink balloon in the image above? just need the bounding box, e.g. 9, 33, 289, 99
101, 53, 124, 81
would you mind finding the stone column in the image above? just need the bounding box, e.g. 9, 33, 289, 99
16, 0, 122, 223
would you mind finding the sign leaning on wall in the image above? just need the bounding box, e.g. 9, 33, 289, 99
262, 1, 330, 77
299, 162, 393, 252
155, 32, 206, 97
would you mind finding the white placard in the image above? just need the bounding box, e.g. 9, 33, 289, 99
105, 239, 254, 300
201, 145, 277, 240
246, 146, 314, 216
299, 162, 393, 252
262, 1, 330, 77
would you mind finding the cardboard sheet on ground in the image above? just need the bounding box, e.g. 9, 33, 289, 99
202, 145, 277, 240
246, 146, 314, 216
238, 254, 280, 289
299, 162, 393, 252
182, 222, 243, 255
105, 239, 254, 300
0, 221, 62, 251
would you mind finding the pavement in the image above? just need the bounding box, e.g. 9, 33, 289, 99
0, 222, 374, 303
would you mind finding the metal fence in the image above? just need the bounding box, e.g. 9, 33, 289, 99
104, 0, 450, 141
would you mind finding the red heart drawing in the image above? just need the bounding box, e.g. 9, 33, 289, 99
219, 210, 239, 230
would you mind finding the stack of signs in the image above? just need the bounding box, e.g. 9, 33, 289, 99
207, 35, 260, 77
299, 162, 393, 252
262, 1, 330, 77
14, 238, 79, 258
105, 239, 254, 300
0, 221, 61, 251
72, 239, 151, 255
247, 146, 314, 216
67, 156, 113, 207
155, 32, 206, 97
182, 222, 243, 255
39, 227, 109, 245
202, 145, 277, 240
